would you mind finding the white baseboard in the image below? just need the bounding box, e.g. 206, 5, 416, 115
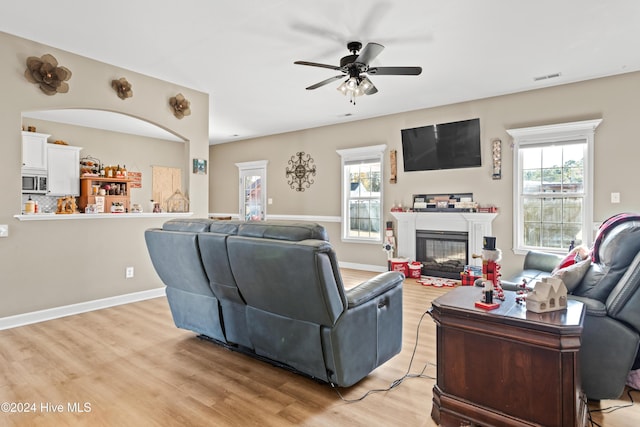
0, 287, 166, 331
338, 261, 388, 273
265, 214, 341, 222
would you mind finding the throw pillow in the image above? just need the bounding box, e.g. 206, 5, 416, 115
627, 369, 640, 391
552, 258, 592, 292
553, 245, 590, 272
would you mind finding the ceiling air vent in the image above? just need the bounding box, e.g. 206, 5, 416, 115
533, 72, 561, 82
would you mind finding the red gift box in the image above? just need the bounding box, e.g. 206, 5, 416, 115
460, 272, 481, 286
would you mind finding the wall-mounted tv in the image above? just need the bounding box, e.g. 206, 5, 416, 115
401, 118, 482, 172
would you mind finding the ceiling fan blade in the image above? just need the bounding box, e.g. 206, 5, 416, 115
355, 42, 384, 65
290, 22, 345, 43
305, 75, 344, 90
368, 66, 422, 76
294, 61, 342, 71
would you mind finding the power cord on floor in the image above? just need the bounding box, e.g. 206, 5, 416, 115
328, 307, 640, 423
331, 309, 436, 402
586, 388, 639, 427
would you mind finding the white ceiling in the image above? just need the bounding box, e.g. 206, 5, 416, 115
3, 1, 640, 144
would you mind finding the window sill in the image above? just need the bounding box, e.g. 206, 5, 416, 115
341, 237, 382, 245
514, 246, 565, 256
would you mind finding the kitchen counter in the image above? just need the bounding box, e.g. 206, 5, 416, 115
14, 212, 194, 221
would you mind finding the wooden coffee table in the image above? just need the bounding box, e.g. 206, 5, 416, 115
430, 286, 587, 427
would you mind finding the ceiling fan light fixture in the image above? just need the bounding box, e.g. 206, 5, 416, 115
337, 76, 369, 104
359, 76, 373, 92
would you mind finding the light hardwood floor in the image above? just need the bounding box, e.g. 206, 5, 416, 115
0, 270, 638, 426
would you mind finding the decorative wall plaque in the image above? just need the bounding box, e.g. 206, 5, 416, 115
390, 149, 397, 184
24, 53, 72, 95
285, 151, 316, 192
492, 138, 502, 180
169, 93, 191, 119
111, 77, 133, 100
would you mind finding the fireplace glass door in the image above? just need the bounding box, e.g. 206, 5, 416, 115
416, 230, 468, 279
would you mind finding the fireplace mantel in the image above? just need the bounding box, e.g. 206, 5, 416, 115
390, 211, 498, 267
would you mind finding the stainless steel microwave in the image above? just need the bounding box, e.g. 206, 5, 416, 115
22, 174, 48, 194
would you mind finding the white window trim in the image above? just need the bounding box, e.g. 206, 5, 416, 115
235, 160, 268, 170
336, 144, 387, 243
507, 119, 601, 255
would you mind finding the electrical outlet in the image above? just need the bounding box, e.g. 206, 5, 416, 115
0, 224, 8, 237
125, 266, 134, 279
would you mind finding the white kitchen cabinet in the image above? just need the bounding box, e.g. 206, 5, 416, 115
21, 131, 50, 172
47, 144, 82, 196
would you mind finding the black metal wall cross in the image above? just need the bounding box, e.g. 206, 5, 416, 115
285, 151, 316, 192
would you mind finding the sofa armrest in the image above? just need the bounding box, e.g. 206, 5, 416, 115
500, 279, 526, 292
346, 271, 404, 308
523, 250, 564, 272
324, 277, 403, 386
568, 295, 607, 317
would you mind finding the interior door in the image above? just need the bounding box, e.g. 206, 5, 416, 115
239, 167, 265, 221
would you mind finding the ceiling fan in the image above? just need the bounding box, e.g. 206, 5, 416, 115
294, 41, 422, 104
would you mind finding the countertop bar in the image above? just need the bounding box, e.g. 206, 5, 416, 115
14, 212, 194, 221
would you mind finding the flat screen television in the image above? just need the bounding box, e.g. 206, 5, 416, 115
401, 118, 482, 172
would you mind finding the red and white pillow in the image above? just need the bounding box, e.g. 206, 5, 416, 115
553, 245, 591, 272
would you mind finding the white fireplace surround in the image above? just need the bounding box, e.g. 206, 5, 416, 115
390, 212, 498, 267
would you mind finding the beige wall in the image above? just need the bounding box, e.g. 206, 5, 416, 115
0, 31, 209, 318
2, 28, 638, 319
210, 71, 640, 277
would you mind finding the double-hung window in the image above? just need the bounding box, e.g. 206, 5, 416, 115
337, 144, 386, 243
507, 120, 601, 254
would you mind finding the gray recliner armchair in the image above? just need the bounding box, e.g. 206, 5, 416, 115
568, 216, 640, 400
145, 219, 404, 387
502, 215, 640, 400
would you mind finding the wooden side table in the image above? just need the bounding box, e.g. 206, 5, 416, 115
430, 286, 587, 427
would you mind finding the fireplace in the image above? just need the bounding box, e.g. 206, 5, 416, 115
416, 230, 468, 279
390, 211, 498, 276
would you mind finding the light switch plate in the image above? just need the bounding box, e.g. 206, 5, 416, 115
0, 224, 8, 237
611, 192, 621, 203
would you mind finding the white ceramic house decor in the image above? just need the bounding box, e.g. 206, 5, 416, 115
526, 276, 568, 313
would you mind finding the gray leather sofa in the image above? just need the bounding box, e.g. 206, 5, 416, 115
500, 216, 640, 400
500, 250, 564, 291
145, 219, 404, 387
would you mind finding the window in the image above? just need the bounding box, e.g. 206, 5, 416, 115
336, 144, 386, 242
507, 120, 601, 254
